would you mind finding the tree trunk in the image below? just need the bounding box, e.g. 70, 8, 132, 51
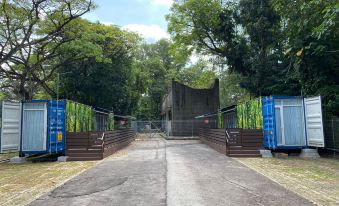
18, 80, 33, 101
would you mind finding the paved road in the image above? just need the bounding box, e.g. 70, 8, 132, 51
31, 139, 312, 206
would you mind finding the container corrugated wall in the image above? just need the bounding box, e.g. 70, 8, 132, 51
262, 96, 306, 150
276, 98, 306, 146
47, 100, 66, 153
0, 101, 21, 153
21, 100, 66, 154
21, 102, 47, 152
262, 96, 275, 149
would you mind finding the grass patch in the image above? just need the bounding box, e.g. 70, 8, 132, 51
0, 153, 18, 161
0, 160, 97, 206
236, 157, 339, 206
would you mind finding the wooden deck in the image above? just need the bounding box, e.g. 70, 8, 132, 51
66, 128, 135, 161
199, 128, 263, 157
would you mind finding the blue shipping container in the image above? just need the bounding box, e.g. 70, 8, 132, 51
262, 96, 307, 150
20, 100, 66, 155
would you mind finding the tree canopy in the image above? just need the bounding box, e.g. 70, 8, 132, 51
0, 0, 338, 118
0, 0, 94, 100
57, 20, 142, 115
167, 0, 339, 116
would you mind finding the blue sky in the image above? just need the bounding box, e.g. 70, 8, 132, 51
84, 0, 173, 42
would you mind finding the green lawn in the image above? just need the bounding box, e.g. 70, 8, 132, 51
0, 161, 97, 206
0, 153, 18, 161
237, 157, 339, 206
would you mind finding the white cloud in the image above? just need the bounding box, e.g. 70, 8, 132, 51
151, 0, 174, 7
122, 24, 170, 42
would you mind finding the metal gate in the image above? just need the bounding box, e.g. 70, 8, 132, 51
0, 101, 21, 153
131, 120, 215, 138
131, 121, 164, 138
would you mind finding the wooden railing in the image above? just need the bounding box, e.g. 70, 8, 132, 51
199, 128, 227, 155
199, 128, 264, 157
103, 128, 135, 158
66, 132, 104, 150
225, 129, 263, 148
66, 128, 135, 161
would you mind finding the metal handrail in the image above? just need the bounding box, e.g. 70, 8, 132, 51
100, 132, 105, 148
225, 129, 230, 155
225, 129, 230, 144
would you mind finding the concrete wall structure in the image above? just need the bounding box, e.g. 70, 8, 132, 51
161, 80, 219, 136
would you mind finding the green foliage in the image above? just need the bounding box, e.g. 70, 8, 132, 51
107, 113, 114, 131
236, 98, 263, 129
2, 0, 337, 120
0, 0, 94, 100
220, 71, 250, 108
167, 0, 236, 57
273, 0, 339, 116
65, 100, 94, 132
58, 20, 142, 115
167, 0, 286, 96
177, 60, 217, 89
217, 112, 224, 129
134, 39, 219, 120
66, 101, 75, 132
136, 58, 168, 120
134, 39, 186, 120
236, 0, 289, 96
167, 0, 339, 116
0, 92, 8, 101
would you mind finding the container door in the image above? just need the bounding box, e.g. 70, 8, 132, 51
21, 102, 47, 152
304, 96, 325, 147
280, 98, 306, 147
262, 97, 275, 149
0, 102, 21, 153
274, 107, 283, 145
48, 100, 66, 153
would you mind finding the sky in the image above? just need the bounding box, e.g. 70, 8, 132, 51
84, 0, 174, 42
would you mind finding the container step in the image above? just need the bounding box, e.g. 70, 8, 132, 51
67, 149, 103, 154
67, 156, 103, 161
228, 150, 261, 155
229, 146, 262, 150
228, 154, 262, 158
67, 153, 103, 158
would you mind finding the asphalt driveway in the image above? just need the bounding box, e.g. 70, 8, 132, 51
30, 139, 312, 206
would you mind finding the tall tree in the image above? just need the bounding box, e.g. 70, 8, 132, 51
167, 0, 239, 61
0, 0, 94, 100
177, 60, 216, 89
134, 39, 180, 120
167, 0, 288, 96
236, 0, 291, 96
274, 0, 339, 116
57, 21, 143, 115
135, 39, 222, 119
167, 0, 339, 116
219, 71, 250, 108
